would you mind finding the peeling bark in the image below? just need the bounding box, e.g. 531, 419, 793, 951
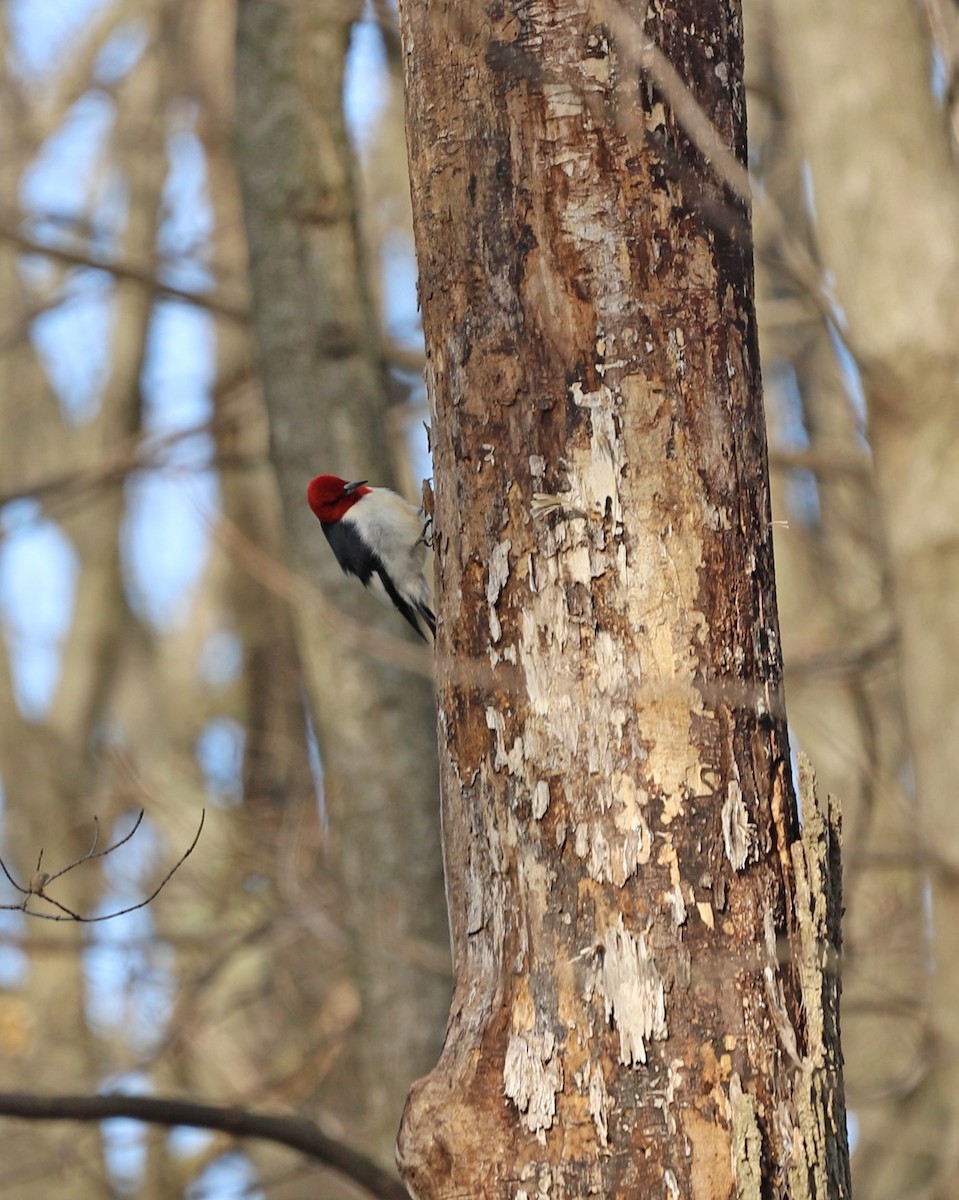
395, 0, 850, 1196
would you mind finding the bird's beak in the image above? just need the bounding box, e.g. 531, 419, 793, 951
344, 480, 368, 494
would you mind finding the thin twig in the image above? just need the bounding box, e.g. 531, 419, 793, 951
0, 812, 206, 922
43, 811, 142, 886
0, 855, 23, 895
0, 380, 261, 512
0, 219, 249, 321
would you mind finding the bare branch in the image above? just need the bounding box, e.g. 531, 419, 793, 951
43, 810, 142, 886
0, 374, 260, 512
0, 812, 205, 923
0, 1091, 408, 1200
0, 854, 27, 897
0, 219, 249, 321
24, 891, 84, 923
768, 445, 872, 477
382, 335, 427, 374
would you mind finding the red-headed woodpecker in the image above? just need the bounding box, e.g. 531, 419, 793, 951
306, 474, 435, 641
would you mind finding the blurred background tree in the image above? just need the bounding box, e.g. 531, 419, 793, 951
0, 1, 444, 1195
0, 0, 954, 1196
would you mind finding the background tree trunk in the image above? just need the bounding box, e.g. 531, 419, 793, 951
233, 0, 450, 1165
0, 0, 444, 1192
742, 3, 929, 1191
396, 0, 849, 1195
769, 1, 959, 1194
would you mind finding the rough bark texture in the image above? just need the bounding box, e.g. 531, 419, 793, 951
234, 0, 449, 1164
770, 1, 959, 1194
396, 0, 849, 1196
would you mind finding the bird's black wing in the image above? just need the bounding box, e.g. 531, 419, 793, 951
324, 520, 432, 641
373, 563, 431, 642
417, 599, 436, 638
323, 519, 377, 585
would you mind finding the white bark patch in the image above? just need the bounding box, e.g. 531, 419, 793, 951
572, 809, 649, 888
614, 825, 650, 888
763, 904, 778, 960
516, 1162, 565, 1200
600, 917, 667, 1065
579, 1057, 610, 1147
503, 1028, 564, 1136
594, 631, 629, 693
519, 610, 579, 759
611, 771, 652, 885
521, 456, 663, 882
466, 880, 484, 935
486, 539, 512, 644
657, 838, 687, 927
541, 80, 584, 120
587, 823, 613, 883
518, 362, 710, 909
568, 383, 623, 529
616, 378, 707, 803
486, 707, 525, 776
703, 499, 733, 531
533, 779, 550, 819
655, 1059, 685, 1138
667, 881, 687, 927
722, 779, 753, 870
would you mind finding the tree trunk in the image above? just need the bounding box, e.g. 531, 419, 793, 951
395, 0, 850, 1195
233, 0, 450, 1164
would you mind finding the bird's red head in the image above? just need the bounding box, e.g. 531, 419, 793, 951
307, 475, 372, 524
